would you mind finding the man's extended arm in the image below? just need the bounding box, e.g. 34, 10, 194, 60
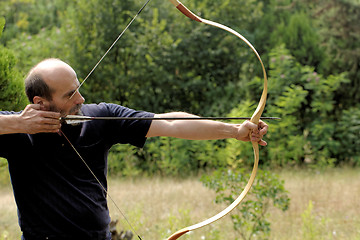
146, 112, 268, 145
0, 104, 61, 135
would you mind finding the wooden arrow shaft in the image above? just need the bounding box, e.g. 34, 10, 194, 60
61, 115, 280, 124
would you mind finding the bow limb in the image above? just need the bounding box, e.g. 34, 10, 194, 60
166, 1, 268, 239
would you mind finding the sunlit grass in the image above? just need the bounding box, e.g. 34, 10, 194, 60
0, 168, 359, 239
0, 186, 19, 240
269, 168, 360, 240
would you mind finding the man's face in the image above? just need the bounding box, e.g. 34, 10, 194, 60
47, 80, 85, 117
39, 61, 85, 116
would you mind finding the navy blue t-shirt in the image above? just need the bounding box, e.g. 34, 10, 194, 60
0, 103, 154, 239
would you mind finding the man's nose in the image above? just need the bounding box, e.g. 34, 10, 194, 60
74, 91, 85, 104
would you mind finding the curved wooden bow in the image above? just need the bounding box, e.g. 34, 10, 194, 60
61, 1, 267, 239
166, 1, 268, 239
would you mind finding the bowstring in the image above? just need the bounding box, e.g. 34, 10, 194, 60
69, 0, 152, 100
61, 0, 153, 239
60, 130, 142, 240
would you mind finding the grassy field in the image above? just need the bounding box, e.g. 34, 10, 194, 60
0, 168, 359, 240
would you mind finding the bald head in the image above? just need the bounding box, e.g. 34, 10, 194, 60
25, 59, 77, 103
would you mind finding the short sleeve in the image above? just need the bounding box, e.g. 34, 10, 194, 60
80, 103, 155, 148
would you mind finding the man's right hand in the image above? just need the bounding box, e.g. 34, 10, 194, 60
18, 104, 61, 134
0, 104, 61, 135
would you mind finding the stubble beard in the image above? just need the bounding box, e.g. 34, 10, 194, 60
68, 104, 83, 116
49, 103, 83, 117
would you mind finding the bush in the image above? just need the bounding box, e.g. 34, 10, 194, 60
201, 168, 290, 240
0, 18, 27, 111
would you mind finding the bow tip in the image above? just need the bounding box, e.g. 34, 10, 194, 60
167, 229, 190, 240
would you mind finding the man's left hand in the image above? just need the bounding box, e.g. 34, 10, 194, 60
236, 120, 268, 146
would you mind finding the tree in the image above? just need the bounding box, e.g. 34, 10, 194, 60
301, 0, 360, 108
0, 18, 27, 111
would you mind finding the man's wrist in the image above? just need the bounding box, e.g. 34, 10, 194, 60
0, 114, 23, 135
226, 123, 240, 139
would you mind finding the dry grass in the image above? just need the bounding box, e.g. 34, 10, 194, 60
107, 177, 234, 239
269, 168, 360, 240
0, 186, 19, 240
0, 168, 359, 239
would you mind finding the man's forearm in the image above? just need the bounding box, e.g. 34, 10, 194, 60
146, 112, 239, 140
166, 120, 238, 140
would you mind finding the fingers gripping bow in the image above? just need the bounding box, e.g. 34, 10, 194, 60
166, 1, 268, 239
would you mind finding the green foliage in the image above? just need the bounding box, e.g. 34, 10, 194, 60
0, 33, 27, 111
334, 107, 360, 166
301, 201, 331, 240
0, 158, 10, 186
57, 0, 139, 104
6, 27, 65, 73
108, 144, 143, 177
165, 208, 192, 238
270, 12, 325, 70
307, 0, 360, 105
201, 168, 290, 240
217, 44, 350, 167
106, 43, 355, 175
0, 17, 4, 39
108, 138, 227, 177
0, 0, 72, 44
0, 1, 359, 239
266, 83, 308, 166
0, 0, 359, 172
3, 0, 267, 116
301, 201, 319, 240
264, 45, 349, 166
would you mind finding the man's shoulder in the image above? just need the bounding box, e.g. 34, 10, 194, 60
81, 103, 144, 118
81, 103, 123, 116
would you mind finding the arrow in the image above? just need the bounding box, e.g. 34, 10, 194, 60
61, 115, 280, 125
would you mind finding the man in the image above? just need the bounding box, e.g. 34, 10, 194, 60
0, 59, 268, 239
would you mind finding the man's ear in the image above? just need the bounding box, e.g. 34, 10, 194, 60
33, 96, 49, 110
33, 96, 44, 105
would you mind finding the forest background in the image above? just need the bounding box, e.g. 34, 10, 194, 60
0, 0, 359, 239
